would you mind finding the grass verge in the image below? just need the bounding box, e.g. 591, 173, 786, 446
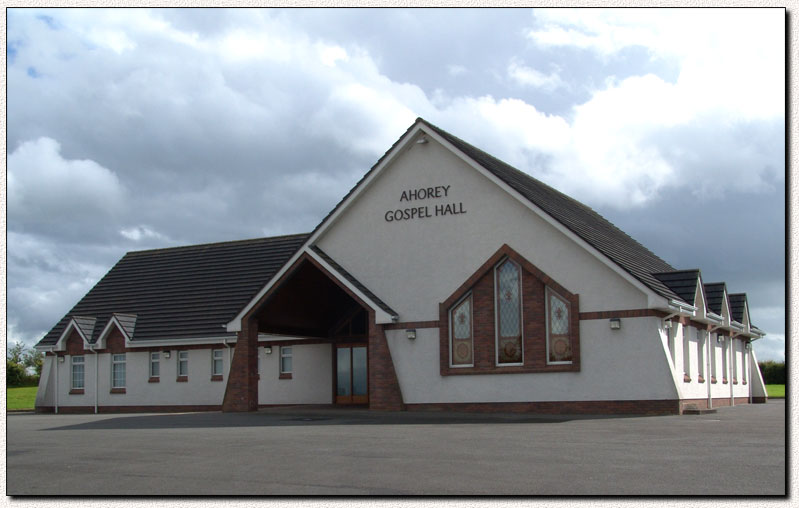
766, 384, 785, 398
7, 386, 38, 411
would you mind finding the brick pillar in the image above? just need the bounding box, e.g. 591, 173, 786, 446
367, 313, 405, 411
222, 317, 259, 412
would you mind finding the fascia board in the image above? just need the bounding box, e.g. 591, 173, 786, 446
125, 337, 235, 348
227, 123, 426, 332
96, 316, 132, 349
305, 247, 396, 324
53, 319, 91, 351
423, 126, 666, 306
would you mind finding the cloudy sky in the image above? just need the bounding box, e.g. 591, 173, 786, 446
7, 8, 786, 361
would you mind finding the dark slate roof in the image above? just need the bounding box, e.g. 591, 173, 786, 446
652, 270, 701, 306
113, 313, 138, 338
728, 294, 748, 324
418, 119, 682, 303
703, 283, 728, 315
37, 233, 309, 347
72, 316, 98, 341
309, 245, 398, 318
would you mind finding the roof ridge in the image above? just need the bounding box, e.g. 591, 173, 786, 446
126, 232, 311, 256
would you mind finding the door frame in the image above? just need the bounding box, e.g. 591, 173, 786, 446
333, 342, 369, 405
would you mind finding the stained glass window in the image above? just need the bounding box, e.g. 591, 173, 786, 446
497, 259, 522, 364
547, 290, 572, 363
451, 295, 473, 366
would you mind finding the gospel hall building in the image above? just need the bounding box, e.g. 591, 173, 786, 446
34, 118, 768, 415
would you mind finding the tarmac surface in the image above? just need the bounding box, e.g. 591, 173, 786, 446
6, 399, 786, 495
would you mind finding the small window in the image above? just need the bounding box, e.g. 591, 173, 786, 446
178, 350, 189, 378
450, 294, 473, 367
732, 339, 739, 382
495, 258, 522, 365
212, 349, 224, 376
111, 354, 126, 388
280, 346, 292, 374
150, 352, 160, 378
546, 288, 572, 364
71, 356, 85, 389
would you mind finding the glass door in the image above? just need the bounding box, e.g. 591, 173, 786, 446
336, 345, 368, 404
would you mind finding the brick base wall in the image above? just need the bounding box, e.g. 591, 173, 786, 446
35, 405, 222, 414
406, 399, 681, 415
222, 319, 259, 412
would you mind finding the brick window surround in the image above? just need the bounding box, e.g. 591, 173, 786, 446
439, 244, 580, 376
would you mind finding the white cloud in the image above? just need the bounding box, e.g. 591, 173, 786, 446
447, 64, 467, 77
753, 333, 784, 363
507, 60, 564, 91
120, 225, 167, 242
8, 137, 126, 226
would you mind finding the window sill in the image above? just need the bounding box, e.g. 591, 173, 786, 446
176, 376, 188, 383
69, 389, 84, 395
698, 376, 705, 384
279, 373, 292, 380
148, 377, 160, 383
683, 374, 691, 383
733, 379, 738, 385
743, 380, 747, 385
711, 377, 717, 384
210, 375, 223, 382
441, 363, 579, 376
110, 388, 126, 394
723, 379, 728, 384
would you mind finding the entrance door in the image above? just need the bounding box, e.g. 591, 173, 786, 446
336, 345, 368, 404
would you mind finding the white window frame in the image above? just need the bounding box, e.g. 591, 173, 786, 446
71, 355, 85, 390
732, 339, 739, 381
150, 352, 160, 378
449, 292, 474, 368
212, 349, 224, 376
280, 346, 292, 375
111, 353, 126, 389
494, 258, 524, 367
178, 350, 189, 377
545, 287, 573, 365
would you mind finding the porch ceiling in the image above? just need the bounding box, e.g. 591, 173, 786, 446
253, 259, 363, 338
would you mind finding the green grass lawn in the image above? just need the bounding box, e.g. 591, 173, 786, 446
766, 384, 785, 398
7, 386, 38, 410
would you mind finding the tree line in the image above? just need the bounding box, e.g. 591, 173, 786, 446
757, 361, 786, 385
7, 342, 43, 387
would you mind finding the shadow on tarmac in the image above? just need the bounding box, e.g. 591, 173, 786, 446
41, 406, 649, 431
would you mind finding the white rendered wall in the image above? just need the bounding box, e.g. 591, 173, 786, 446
258, 344, 332, 405
39, 343, 333, 409
385, 317, 678, 403
317, 137, 649, 324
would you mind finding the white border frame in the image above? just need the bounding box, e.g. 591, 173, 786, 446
111, 353, 126, 389
70, 355, 85, 390
280, 346, 293, 375
212, 349, 224, 376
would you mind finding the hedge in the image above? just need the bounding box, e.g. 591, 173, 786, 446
757, 361, 786, 385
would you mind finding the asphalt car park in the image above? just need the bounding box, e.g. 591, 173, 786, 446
6, 400, 786, 495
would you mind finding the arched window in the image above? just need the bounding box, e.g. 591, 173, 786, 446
546, 288, 572, 363
496, 259, 522, 365
450, 294, 473, 367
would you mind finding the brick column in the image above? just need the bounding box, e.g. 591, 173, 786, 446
222, 317, 259, 412
367, 313, 405, 411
